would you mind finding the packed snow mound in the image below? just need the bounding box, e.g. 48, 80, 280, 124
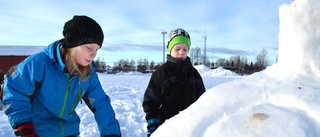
194, 65, 240, 77
277, 0, 320, 78
154, 63, 320, 137
152, 0, 320, 136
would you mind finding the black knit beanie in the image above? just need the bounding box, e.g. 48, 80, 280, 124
62, 15, 104, 48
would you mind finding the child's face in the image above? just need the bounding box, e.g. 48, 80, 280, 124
73, 43, 100, 66
170, 43, 188, 60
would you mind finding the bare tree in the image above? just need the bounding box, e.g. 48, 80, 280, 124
94, 57, 101, 71
137, 59, 143, 66
202, 55, 211, 66
136, 58, 149, 73
255, 47, 269, 71
229, 55, 249, 73
229, 56, 240, 67
189, 48, 195, 64
154, 63, 162, 70
216, 58, 227, 66
130, 59, 135, 71
94, 57, 107, 72
149, 61, 155, 70
240, 56, 248, 68
143, 58, 149, 68
191, 47, 202, 65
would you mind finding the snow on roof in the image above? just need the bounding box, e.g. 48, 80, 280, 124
0, 45, 46, 56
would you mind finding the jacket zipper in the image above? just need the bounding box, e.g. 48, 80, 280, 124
59, 77, 72, 118
68, 88, 82, 114
59, 119, 64, 137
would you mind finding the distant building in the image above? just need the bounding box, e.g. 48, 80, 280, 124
0, 46, 46, 73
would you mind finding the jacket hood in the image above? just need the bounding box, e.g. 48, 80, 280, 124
43, 39, 97, 74
43, 39, 66, 73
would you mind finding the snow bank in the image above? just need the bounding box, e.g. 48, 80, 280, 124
194, 65, 240, 77
277, 0, 320, 78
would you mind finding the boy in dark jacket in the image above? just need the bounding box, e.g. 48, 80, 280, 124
143, 28, 206, 136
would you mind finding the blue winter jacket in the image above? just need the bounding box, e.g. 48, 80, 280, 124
3, 40, 121, 137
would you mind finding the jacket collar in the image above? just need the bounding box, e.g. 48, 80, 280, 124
166, 54, 192, 69
43, 39, 66, 73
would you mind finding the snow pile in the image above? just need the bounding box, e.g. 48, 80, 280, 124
115, 71, 152, 76
152, 0, 320, 136
195, 65, 240, 77
277, 0, 320, 78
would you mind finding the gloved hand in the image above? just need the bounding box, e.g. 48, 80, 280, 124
15, 122, 39, 137
147, 118, 159, 137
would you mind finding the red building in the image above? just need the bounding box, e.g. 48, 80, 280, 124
0, 46, 45, 73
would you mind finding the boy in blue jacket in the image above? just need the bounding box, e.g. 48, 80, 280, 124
3, 15, 121, 137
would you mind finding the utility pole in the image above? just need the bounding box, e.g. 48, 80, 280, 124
203, 35, 207, 65
203, 28, 207, 65
161, 31, 167, 64
212, 51, 214, 67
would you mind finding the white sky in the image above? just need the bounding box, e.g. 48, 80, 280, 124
0, 0, 293, 65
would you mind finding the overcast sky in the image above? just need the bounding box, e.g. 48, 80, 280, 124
0, 0, 293, 65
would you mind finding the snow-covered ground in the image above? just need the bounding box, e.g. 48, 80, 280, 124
0, 66, 242, 137
1, 0, 320, 136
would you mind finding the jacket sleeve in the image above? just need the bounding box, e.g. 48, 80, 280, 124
195, 70, 206, 97
3, 59, 43, 128
85, 72, 121, 137
142, 72, 163, 121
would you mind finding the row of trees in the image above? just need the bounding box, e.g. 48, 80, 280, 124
184, 46, 270, 74
94, 47, 271, 74
214, 47, 270, 74
94, 58, 162, 73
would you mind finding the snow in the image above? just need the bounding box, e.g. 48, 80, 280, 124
0, 66, 242, 137
1, 0, 320, 136
195, 65, 241, 77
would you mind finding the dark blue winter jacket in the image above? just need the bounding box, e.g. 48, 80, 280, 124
143, 55, 206, 124
3, 40, 121, 137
